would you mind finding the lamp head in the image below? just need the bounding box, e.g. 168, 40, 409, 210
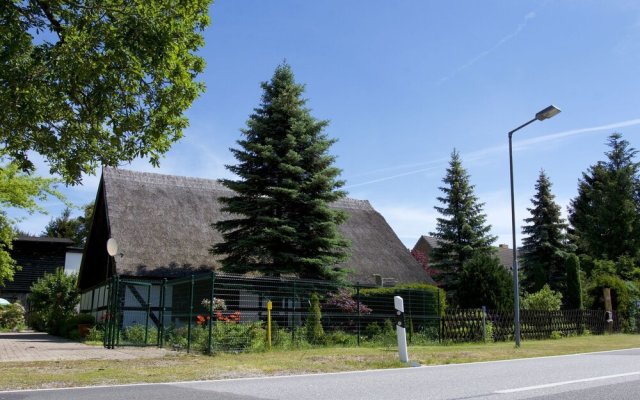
535, 105, 561, 121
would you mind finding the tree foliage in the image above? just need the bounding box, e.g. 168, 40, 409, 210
457, 253, 513, 311
42, 202, 93, 246
0, 162, 62, 286
1, 0, 211, 184
430, 150, 497, 298
520, 171, 569, 294
584, 259, 639, 332
212, 63, 350, 280
43, 207, 80, 242
568, 133, 640, 262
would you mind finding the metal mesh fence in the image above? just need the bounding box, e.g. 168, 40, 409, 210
80, 272, 442, 353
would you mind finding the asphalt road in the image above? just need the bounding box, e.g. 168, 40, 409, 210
2, 348, 639, 400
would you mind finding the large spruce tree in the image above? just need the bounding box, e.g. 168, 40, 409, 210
212, 63, 350, 280
520, 171, 568, 294
430, 150, 497, 298
568, 133, 640, 262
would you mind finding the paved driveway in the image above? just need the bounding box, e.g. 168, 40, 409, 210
0, 332, 167, 362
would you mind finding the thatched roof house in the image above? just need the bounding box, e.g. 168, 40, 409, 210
412, 235, 516, 272
78, 168, 432, 290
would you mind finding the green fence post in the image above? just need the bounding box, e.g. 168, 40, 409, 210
104, 278, 112, 348
292, 281, 297, 344
438, 289, 442, 343
115, 276, 121, 347
208, 271, 216, 355
108, 276, 117, 349
90, 287, 96, 316
187, 274, 195, 354
356, 283, 361, 347
144, 284, 151, 345
159, 278, 166, 348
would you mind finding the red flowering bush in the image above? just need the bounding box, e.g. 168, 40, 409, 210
215, 311, 240, 323
195, 314, 209, 326
324, 288, 372, 314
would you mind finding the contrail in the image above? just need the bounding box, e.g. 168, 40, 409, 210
515, 118, 640, 149
345, 118, 640, 189
437, 11, 536, 86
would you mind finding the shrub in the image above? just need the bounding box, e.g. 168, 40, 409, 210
86, 326, 104, 342
364, 322, 381, 339
27, 268, 80, 335
360, 283, 444, 316
484, 321, 494, 343
565, 254, 583, 309
522, 284, 562, 311
550, 330, 562, 340
458, 254, 513, 311
324, 288, 372, 314
0, 302, 26, 331
305, 293, 324, 344
324, 331, 357, 346
123, 324, 158, 345
76, 313, 96, 325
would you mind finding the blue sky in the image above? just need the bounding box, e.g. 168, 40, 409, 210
13, 0, 640, 249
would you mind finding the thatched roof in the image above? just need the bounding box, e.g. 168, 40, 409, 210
78, 168, 432, 289
413, 235, 516, 271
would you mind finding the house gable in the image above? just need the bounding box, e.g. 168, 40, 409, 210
78, 168, 433, 290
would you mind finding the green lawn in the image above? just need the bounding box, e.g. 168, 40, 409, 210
1, 334, 638, 391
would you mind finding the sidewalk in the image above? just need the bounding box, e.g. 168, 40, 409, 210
0, 332, 167, 362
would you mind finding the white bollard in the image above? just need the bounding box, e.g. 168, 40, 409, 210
394, 296, 409, 363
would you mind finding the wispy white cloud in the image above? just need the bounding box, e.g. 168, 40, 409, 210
436, 11, 537, 85
514, 118, 640, 150
345, 117, 640, 189
344, 164, 442, 189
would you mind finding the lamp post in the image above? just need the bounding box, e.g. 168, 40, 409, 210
509, 105, 561, 347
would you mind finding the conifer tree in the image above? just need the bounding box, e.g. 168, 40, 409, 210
430, 150, 497, 297
568, 133, 640, 262
520, 171, 568, 294
457, 253, 513, 311
565, 253, 583, 309
212, 63, 349, 280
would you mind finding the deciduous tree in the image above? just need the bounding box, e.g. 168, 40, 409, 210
1, 0, 211, 184
0, 163, 62, 286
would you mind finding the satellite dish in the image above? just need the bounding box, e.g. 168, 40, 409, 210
106, 238, 119, 257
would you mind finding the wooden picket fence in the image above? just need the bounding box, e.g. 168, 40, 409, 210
440, 309, 621, 342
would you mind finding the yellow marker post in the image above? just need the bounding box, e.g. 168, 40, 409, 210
267, 300, 273, 350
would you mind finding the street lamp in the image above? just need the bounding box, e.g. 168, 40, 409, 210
508, 105, 561, 347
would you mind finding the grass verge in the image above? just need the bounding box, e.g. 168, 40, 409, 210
1, 334, 638, 391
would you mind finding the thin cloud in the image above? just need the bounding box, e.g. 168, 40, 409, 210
515, 118, 640, 150
345, 117, 640, 189
437, 11, 536, 86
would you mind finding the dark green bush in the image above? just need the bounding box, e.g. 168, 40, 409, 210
305, 293, 325, 344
